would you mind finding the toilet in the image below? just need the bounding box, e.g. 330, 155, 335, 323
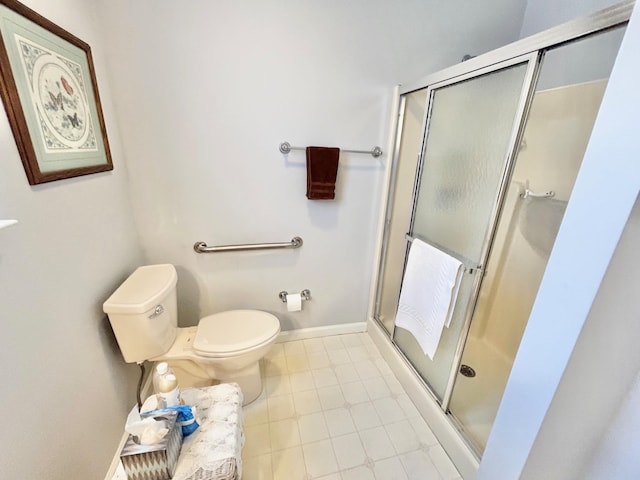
103, 264, 280, 405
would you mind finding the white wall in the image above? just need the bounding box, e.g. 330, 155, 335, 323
0, 1, 144, 479
479, 2, 640, 478
581, 368, 640, 479
521, 195, 640, 479
95, 0, 529, 332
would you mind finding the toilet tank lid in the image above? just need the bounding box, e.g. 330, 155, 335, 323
103, 264, 177, 315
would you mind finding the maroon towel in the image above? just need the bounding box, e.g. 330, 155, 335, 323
306, 146, 340, 200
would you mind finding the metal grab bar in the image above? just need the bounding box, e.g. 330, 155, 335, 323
279, 141, 383, 158
194, 236, 303, 253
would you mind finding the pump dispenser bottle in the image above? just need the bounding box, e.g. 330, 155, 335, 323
152, 362, 182, 407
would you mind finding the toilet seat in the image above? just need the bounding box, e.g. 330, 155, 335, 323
194, 310, 280, 357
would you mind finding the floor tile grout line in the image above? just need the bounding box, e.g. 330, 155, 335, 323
252, 333, 459, 479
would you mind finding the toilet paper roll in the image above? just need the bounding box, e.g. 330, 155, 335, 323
286, 293, 302, 312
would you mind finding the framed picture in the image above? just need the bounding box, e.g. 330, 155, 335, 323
0, 0, 112, 185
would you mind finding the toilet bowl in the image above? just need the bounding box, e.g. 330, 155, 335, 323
103, 264, 280, 405
153, 310, 280, 403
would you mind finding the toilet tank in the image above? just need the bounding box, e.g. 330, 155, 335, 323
103, 264, 178, 363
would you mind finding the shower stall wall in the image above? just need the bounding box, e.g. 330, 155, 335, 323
369, 3, 631, 476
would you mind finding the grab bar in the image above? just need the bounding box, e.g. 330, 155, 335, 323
194, 236, 303, 253
279, 141, 383, 158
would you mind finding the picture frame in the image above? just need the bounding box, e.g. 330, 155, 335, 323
0, 0, 112, 185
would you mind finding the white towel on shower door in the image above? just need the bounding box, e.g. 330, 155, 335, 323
395, 238, 464, 360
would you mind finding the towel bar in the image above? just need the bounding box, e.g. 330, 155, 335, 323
405, 234, 482, 274
194, 236, 303, 253
279, 141, 383, 158
517, 180, 555, 200
0, 219, 18, 230
520, 188, 556, 199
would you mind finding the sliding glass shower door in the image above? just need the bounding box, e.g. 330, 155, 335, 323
392, 56, 538, 402
447, 25, 627, 454
372, 5, 631, 471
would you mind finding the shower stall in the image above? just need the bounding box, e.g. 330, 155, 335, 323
370, 3, 631, 475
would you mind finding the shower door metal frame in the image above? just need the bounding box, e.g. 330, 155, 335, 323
371, 0, 633, 461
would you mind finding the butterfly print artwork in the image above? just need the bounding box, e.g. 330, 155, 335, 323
60, 76, 73, 95
48, 90, 64, 111
67, 112, 80, 128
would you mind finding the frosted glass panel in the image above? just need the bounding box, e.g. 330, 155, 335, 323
376, 89, 428, 334
394, 271, 475, 397
414, 64, 528, 263
395, 62, 530, 402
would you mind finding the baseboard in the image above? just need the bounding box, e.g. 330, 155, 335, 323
367, 318, 479, 480
277, 322, 367, 342
103, 365, 155, 480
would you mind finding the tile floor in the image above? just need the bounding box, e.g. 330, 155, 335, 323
242, 332, 462, 480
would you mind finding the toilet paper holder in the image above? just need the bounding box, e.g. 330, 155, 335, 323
279, 289, 311, 303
